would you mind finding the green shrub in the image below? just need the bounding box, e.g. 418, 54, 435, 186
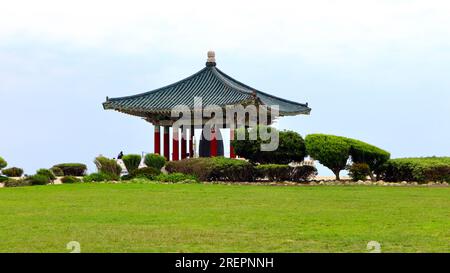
348, 139, 390, 180
256, 164, 291, 181
130, 167, 161, 180
144, 153, 166, 170
0, 175, 9, 182
4, 179, 30, 187
348, 163, 371, 181
154, 173, 199, 183
50, 166, 64, 177
305, 134, 351, 180
383, 157, 450, 183
1, 167, 24, 177
61, 176, 81, 184
36, 168, 56, 182
53, 163, 87, 176
232, 127, 307, 164
83, 172, 118, 182
290, 165, 318, 182
122, 154, 142, 173
166, 157, 256, 182
26, 174, 50, 185
94, 156, 122, 176
0, 156, 7, 169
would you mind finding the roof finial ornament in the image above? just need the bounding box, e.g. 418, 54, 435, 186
206, 51, 216, 67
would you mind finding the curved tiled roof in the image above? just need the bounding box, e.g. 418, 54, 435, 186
103, 61, 311, 117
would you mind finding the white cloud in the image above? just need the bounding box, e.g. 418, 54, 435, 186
1, 0, 450, 63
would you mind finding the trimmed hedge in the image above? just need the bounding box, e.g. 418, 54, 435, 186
53, 163, 87, 176
94, 156, 122, 176
26, 174, 50, 185
4, 179, 30, 187
154, 173, 199, 183
61, 176, 81, 184
383, 157, 450, 183
348, 139, 390, 180
166, 157, 256, 182
290, 165, 318, 182
122, 154, 142, 173
144, 154, 166, 170
130, 167, 161, 180
256, 164, 291, 182
1, 167, 24, 177
83, 172, 118, 182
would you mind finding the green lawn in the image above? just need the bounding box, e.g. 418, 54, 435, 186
0, 183, 449, 253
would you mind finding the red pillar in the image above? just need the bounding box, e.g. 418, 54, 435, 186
154, 125, 161, 155
181, 128, 187, 159
189, 127, 194, 158
230, 128, 236, 158
172, 127, 179, 161
210, 127, 218, 157
163, 126, 170, 161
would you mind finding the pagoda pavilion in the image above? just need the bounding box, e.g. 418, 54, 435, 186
102, 51, 311, 161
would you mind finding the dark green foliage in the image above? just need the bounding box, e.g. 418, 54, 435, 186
383, 157, 450, 183
305, 134, 351, 180
36, 168, 56, 182
144, 153, 166, 170
348, 139, 390, 180
26, 174, 50, 185
232, 126, 306, 164
61, 176, 81, 184
256, 164, 291, 182
122, 154, 142, 173
4, 179, 30, 187
348, 163, 371, 181
0, 175, 9, 182
94, 156, 122, 176
290, 165, 318, 182
50, 166, 64, 177
130, 167, 161, 180
1, 167, 24, 177
154, 173, 199, 183
120, 174, 134, 181
0, 156, 6, 169
166, 157, 256, 182
53, 163, 87, 176
83, 172, 118, 182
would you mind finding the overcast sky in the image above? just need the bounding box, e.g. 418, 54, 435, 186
1, 0, 450, 175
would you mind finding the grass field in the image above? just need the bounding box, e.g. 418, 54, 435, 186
0, 183, 449, 253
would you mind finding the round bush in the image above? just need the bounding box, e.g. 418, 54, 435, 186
50, 166, 64, 177
348, 163, 371, 181
144, 154, 166, 170
94, 156, 122, 176
36, 168, 56, 181
1, 167, 24, 177
61, 176, 81, 184
122, 154, 142, 173
26, 174, 50, 185
0, 156, 7, 169
53, 163, 87, 176
4, 179, 30, 187
130, 167, 161, 180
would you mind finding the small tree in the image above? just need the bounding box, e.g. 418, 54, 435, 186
122, 154, 142, 173
348, 139, 390, 181
305, 134, 351, 180
232, 126, 306, 164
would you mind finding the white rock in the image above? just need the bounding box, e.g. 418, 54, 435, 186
319, 181, 324, 185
